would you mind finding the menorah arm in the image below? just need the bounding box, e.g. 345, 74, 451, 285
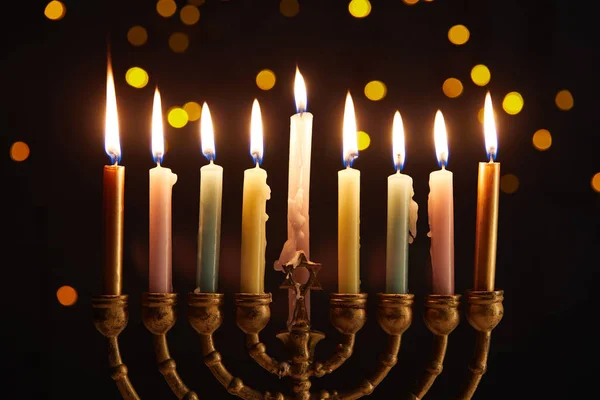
246, 333, 291, 377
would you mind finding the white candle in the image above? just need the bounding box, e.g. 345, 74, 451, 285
149, 88, 178, 293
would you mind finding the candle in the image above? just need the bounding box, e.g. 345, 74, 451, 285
196, 103, 223, 293
149, 88, 178, 293
275, 67, 313, 322
474, 92, 500, 291
338, 92, 361, 294
240, 99, 271, 293
102, 56, 124, 295
427, 110, 454, 295
385, 111, 418, 294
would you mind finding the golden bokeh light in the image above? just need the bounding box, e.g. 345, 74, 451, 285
44, 1, 66, 21
169, 32, 189, 53
57, 285, 78, 306
180, 5, 200, 25
157, 0, 177, 18
532, 129, 552, 151
442, 78, 463, 98
10, 142, 30, 162
357, 131, 371, 151
125, 67, 149, 89
448, 24, 470, 45
502, 91, 524, 115
349, 0, 372, 18
127, 26, 148, 46
168, 107, 189, 128
364, 80, 387, 101
500, 174, 520, 194
280, 0, 300, 17
471, 64, 491, 86
403, 0, 419, 4
256, 69, 276, 90
183, 101, 202, 121
592, 173, 600, 193
555, 89, 574, 111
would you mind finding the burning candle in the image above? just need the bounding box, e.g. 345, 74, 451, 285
385, 111, 418, 294
474, 92, 500, 291
149, 88, 178, 293
427, 110, 454, 295
338, 92, 361, 294
196, 103, 223, 293
240, 99, 271, 293
103, 55, 124, 295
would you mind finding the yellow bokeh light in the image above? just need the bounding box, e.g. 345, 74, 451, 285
57, 285, 78, 306
168, 107, 189, 128
403, 0, 419, 5
10, 142, 30, 162
45, 1, 66, 21
555, 89, 574, 111
592, 173, 600, 193
280, 0, 300, 17
448, 24, 470, 45
357, 131, 371, 151
169, 32, 189, 53
500, 174, 520, 194
256, 69, 276, 91
502, 91, 524, 115
471, 64, 491, 86
125, 67, 149, 89
127, 26, 148, 46
442, 78, 463, 98
532, 129, 552, 151
180, 5, 200, 25
157, 0, 177, 18
183, 102, 202, 121
364, 80, 387, 101
349, 0, 371, 19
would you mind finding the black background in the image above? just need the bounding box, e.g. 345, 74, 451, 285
4, 0, 599, 398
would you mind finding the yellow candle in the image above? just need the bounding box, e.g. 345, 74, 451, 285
338, 92, 360, 294
240, 99, 271, 293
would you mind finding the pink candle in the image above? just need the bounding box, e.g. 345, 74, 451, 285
427, 110, 454, 295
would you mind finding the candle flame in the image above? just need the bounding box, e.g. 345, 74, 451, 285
250, 99, 263, 164
484, 91, 498, 161
434, 110, 449, 167
343, 91, 358, 167
104, 56, 121, 164
392, 111, 405, 172
151, 87, 165, 164
294, 67, 307, 113
200, 102, 215, 161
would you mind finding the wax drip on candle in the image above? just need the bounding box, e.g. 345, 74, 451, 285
409, 187, 418, 244
274, 189, 306, 271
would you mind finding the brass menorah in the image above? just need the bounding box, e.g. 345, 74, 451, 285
92, 253, 504, 400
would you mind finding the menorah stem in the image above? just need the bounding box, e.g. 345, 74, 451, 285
246, 333, 290, 377
410, 334, 448, 399
458, 331, 490, 400
152, 334, 198, 399
312, 334, 355, 377
107, 335, 141, 400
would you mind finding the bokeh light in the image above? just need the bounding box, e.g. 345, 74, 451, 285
500, 174, 520, 194
555, 89, 574, 111
502, 92, 524, 115
256, 69, 276, 90
183, 102, 202, 122
180, 5, 200, 25
349, 0, 371, 18
44, 1, 66, 21
471, 64, 491, 86
169, 32, 189, 53
10, 142, 30, 162
357, 131, 371, 151
168, 107, 189, 128
127, 26, 148, 46
442, 78, 463, 98
364, 80, 387, 101
280, 0, 300, 17
157, 0, 177, 18
125, 67, 149, 89
532, 129, 552, 151
592, 173, 600, 193
403, 0, 419, 5
57, 285, 78, 306
448, 24, 470, 45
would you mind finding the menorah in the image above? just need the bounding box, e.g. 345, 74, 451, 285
92, 252, 504, 400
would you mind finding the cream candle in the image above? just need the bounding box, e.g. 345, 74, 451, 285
149, 88, 178, 293
427, 110, 454, 295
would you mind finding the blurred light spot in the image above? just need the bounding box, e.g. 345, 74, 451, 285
183, 101, 202, 121
555, 89, 574, 111
592, 173, 600, 192
442, 78, 463, 98
256, 69, 276, 90
357, 131, 371, 150
403, 0, 419, 4
471, 64, 491, 86
364, 80, 387, 101
500, 174, 519, 194
448, 24, 469, 45
188, 0, 205, 5
125, 67, 149, 89
127, 26, 148, 46
349, 0, 371, 18
532, 129, 552, 151
168, 107, 189, 128
280, 0, 300, 17
169, 32, 189, 53
502, 91, 524, 115
477, 107, 497, 124
10, 142, 30, 162
180, 5, 200, 25
45, 1, 66, 21
157, 0, 177, 17
57, 285, 78, 306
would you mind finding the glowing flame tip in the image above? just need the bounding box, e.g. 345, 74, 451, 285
151, 88, 165, 164
104, 57, 121, 163
392, 111, 405, 171
294, 67, 307, 113
250, 99, 263, 164
484, 92, 498, 161
343, 91, 358, 167
434, 110, 449, 167
200, 103, 215, 161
